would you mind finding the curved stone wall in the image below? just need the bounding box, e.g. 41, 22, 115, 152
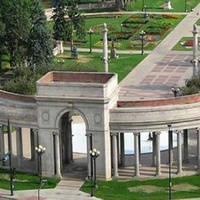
0, 90, 37, 128
110, 93, 200, 132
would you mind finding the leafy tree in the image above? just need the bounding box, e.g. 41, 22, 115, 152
0, 13, 6, 70
1, 0, 31, 68
181, 74, 200, 96
27, 0, 53, 69
52, 0, 85, 53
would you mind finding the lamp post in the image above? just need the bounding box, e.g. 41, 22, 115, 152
35, 145, 46, 184
167, 124, 172, 200
88, 28, 93, 53
90, 148, 100, 197
142, 0, 145, 11
144, 5, 147, 18
185, 0, 187, 12
121, 24, 123, 40
171, 86, 180, 97
140, 30, 146, 55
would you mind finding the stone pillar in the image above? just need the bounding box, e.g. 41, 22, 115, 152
112, 133, 119, 177
34, 129, 39, 173
152, 132, 156, 167
177, 131, 182, 174
197, 128, 200, 172
183, 129, 189, 163
192, 24, 199, 76
134, 133, 140, 177
169, 130, 173, 165
53, 131, 61, 178
120, 133, 125, 166
102, 23, 108, 73
156, 132, 161, 176
16, 127, 23, 168
86, 132, 92, 178
0, 124, 5, 167
30, 129, 36, 161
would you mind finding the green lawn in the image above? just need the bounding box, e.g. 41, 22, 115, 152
0, 168, 59, 191
81, 174, 200, 200
172, 37, 200, 51
126, 0, 199, 12
55, 52, 146, 82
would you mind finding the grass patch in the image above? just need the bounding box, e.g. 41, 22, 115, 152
126, 0, 199, 12
54, 52, 146, 82
0, 168, 60, 190
172, 37, 200, 51
81, 174, 200, 200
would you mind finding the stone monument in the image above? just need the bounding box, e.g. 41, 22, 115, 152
192, 24, 199, 76
102, 23, 108, 73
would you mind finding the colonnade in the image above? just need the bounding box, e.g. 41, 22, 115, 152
0, 125, 38, 172
110, 128, 200, 178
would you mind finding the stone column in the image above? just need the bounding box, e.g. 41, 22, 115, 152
152, 132, 156, 167
177, 131, 182, 174
134, 133, 140, 177
183, 129, 189, 163
120, 133, 125, 166
30, 129, 36, 161
156, 132, 161, 176
192, 24, 199, 76
53, 131, 61, 178
0, 124, 5, 167
197, 128, 200, 172
16, 127, 23, 168
112, 133, 119, 177
34, 129, 39, 173
86, 132, 92, 178
102, 23, 108, 73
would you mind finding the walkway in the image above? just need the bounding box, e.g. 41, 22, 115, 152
119, 5, 200, 100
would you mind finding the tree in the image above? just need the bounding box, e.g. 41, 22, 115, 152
1, 0, 31, 68
27, 0, 53, 69
52, 0, 85, 55
0, 13, 6, 70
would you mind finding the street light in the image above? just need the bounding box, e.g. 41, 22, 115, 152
144, 5, 147, 18
140, 30, 146, 55
88, 28, 93, 53
121, 24, 123, 40
90, 148, 100, 197
142, 0, 145, 11
167, 124, 172, 200
35, 145, 46, 184
171, 86, 180, 97
185, 0, 187, 12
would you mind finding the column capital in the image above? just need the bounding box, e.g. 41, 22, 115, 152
111, 132, 118, 136
85, 133, 92, 137
53, 131, 60, 136
155, 131, 161, 135
133, 132, 140, 136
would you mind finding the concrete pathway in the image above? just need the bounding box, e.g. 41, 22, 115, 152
119, 5, 200, 100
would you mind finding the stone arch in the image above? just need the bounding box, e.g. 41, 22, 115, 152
55, 107, 89, 131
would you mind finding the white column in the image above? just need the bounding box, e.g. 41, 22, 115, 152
86, 132, 92, 178
156, 132, 161, 176
112, 133, 119, 177
0, 125, 5, 167
16, 127, 23, 168
54, 131, 61, 178
197, 128, 200, 172
134, 132, 140, 177
177, 131, 182, 174
102, 23, 108, 72
192, 24, 199, 76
